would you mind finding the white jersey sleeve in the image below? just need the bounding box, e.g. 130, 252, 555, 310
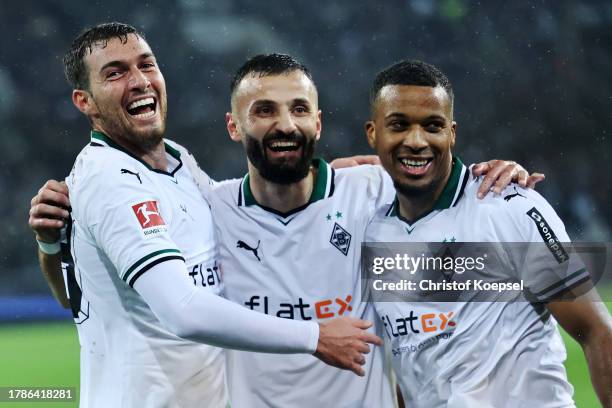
68, 144, 320, 354
499, 185, 589, 302
68, 149, 181, 287
134, 259, 319, 353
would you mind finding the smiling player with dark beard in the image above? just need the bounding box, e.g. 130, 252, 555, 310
29, 49, 545, 408
209, 54, 545, 408
244, 128, 316, 184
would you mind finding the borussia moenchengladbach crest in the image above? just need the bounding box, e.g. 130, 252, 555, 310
330, 222, 351, 256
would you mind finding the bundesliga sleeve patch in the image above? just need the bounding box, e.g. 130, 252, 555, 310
526, 207, 569, 264
132, 200, 168, 238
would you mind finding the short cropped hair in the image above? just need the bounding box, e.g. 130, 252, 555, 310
370, 59, 453, 110
63, 22, 145, 91
230, 53, 314, 96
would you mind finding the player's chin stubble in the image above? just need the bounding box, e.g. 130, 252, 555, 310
393, 177, 441, 200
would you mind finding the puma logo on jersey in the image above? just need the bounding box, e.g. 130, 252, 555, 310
237, 240, 261, 262
121, 168, 142, 184
504, 187, 525, 202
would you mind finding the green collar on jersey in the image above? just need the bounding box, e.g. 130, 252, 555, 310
90, 130, 182, 176
386, 156, 469, 219
239, 158, 335, 215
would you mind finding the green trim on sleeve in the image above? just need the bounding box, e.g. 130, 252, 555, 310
122, 249, 182, 282
532, 267, 589, 298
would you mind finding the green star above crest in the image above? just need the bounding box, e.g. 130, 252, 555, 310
325, 214, 332, 221
335, 211, 343, 219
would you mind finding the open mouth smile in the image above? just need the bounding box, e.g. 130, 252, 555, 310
266, 140, 301, 152
126, 97, 157, 119
397, 157, 433, 176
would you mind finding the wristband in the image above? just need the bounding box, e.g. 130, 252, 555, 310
37, 239, 61, 255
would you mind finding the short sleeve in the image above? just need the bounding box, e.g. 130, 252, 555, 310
71, 161, 182, 288
502, 187, 589, 302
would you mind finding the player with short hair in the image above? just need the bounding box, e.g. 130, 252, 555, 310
213, 53, 397, 407
364, 59, 612, 407
30, 45, 543, 407
35, 22, 384, 408
187, 53, 543, 407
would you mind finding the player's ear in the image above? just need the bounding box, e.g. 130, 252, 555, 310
72, 89, 95, 116
450, 121, 457, 148
226, 112, 241, 143
315, 110, 322, 142
365, 121, 376, 149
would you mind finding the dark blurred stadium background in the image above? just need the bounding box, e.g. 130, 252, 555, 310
1, 0, 611, 294
0, 1, 610, 405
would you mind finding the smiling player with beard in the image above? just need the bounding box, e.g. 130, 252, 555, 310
30, 49, 543, 407
244, 126, 315, 185
212, 55, 397, 406
199, 54, 544, 407
28, 24, 386, 408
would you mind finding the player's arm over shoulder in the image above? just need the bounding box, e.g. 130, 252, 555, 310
335, 164, 396, 216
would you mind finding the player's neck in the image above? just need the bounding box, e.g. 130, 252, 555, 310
98, 127, 168, 171
138, 145, 168, 171
396, 165, 452, 224
247, 163, 316, 213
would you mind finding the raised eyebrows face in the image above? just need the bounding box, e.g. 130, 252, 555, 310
367, 84, 456, 198
78, 33, 167, 151
228, 70, 321, 184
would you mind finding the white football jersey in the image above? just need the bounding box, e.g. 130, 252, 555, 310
64, 131, 228, 408
210, 159, 396, 408
366, 158, 585, 408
